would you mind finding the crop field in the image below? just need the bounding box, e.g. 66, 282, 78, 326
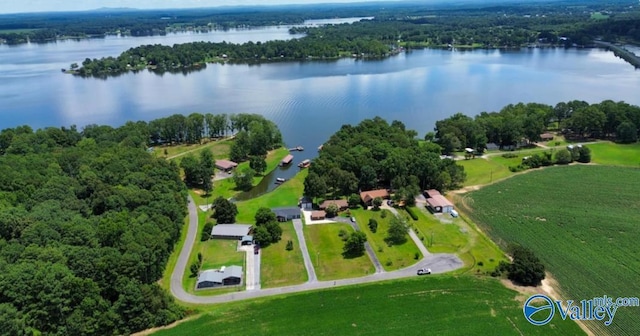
153, 276, 582, 335
464, 165, 640, 335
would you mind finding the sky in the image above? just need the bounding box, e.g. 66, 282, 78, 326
0, 0, 396, 14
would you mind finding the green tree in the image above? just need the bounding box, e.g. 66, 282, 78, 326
554, 149, 573, 165
506, 245, 546, 286
372, 197, 383, 210
201, 222, 213, 241
304, 172, 327, 199
617, 121, 638, 143
577, 146, 591, 163
325, 203, 339, 217
348, 193, 361, 208
385, 216, 408, 245
368, 218, 378, 233
265, 222, 283, 243
343, 231, 367, 258
211, 197, 238, 224
286, 240, 294, 251
252, 226, 272, 247
249, 155, 267, 175
255, 207, 276, 225
180, 155, 201, 187
233, 167, 255, 191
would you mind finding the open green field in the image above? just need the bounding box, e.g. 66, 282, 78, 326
260, 221, 307, 288
351, 208, 421, 271
153, 276, 582, 336
590, 12, 610, 20
457, 158, 512, 186
586, 141, 640, 166
183, 238, 246, 295
304, 223, 375, 280
161, 138, 233, 161
464, 165, 640, 335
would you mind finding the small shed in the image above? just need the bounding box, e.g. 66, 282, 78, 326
196, 265, 243, 289
540, 133, 554, 141
272, 207, 301, 222
426, 194, 454, 214
211, 224, 252, 240
311, 210, 326, 220
299, 196, 313, 210
215, 159, 238, 172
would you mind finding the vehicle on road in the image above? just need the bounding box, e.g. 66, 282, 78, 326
417, 268, 431, 275
254, 244, 260, 255
450, 210, 459, 218
387, 200, 394, 206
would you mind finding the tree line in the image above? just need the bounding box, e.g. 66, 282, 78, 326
304, 117, 466, 206
0, 122, 188, 334
433, 100, 640, 154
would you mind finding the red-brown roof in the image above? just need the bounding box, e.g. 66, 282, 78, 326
427, 195, 453, 208
319, 199, 348, 209
425, 189, 441, 198
281, 154, 293, 164
360, 189, 389, 203
540, 133, 554, 140
215, 159, 238, 170
311, 210, 326, 219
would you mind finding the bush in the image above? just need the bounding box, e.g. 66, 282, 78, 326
385, 259, 393, 266
286, 240, 293, 251
554, 149, 573, 164
405, 206, 419, 221
201, 222, 214, 241
414, 252, 420, 260
368, 218, 378, 233
577, 146, 591, 163
381, 210, 388, 219
338, 229, 348, 240
495, 245, 546, 286
477, 261, 484, 266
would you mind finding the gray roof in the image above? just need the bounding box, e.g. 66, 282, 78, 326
197, 265, 243, 285
272, 207, 301, 217
211, 224, 251, 237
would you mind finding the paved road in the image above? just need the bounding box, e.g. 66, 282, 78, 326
240, 245, 260, 291
292, 219, 318, 282
169, 196, 463, 304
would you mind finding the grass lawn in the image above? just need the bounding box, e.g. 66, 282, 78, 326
457, 158, 511, 186
159, 138, 233, 160
208, 147, 289, 200
464, 165, 640, 335
153, 276, 583, 336
590, 12, 610, 20
351, 208, 421, 271
183, 238, 246, 295
587, 141, 640, 166
304, 223, 375, 280
260, 221, 307, 288
234, 169, 308, 223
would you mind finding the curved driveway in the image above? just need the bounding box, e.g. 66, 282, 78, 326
170, 195, 464, 304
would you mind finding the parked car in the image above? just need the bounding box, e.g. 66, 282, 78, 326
387, 200, 394, 206
450, 210, 459, 218
350, 217, 356, 223
417, 268, 431, 275
254, 245, 260, 255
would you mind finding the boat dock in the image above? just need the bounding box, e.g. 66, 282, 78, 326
280, 154, 294, 166
288, 146, 304, 151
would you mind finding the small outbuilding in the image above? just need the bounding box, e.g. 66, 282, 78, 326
272, 207, 301, 222
540, 133, 554, 141
425, 190, 454, 214
319, 199, 349, 211
281, 154, 294, 166
215, 159, 238, 172
196, 265, 243, 289
299, 196, 313, 210
210, 224, 252, 240
311, 210, 326, 220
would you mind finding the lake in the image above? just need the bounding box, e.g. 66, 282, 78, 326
1, 19, 639, 196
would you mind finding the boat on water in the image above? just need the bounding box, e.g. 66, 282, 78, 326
275, 178, 286, 183
298, 159, 311, 168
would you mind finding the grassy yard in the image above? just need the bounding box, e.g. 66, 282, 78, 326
464, 165, 640, 335
158, 138, 233, 160
260, 221, 307, 288
153, 275, 583, 336
587, 141, 640, 166
183, 238, 246, 295
304, 223, 375, 280
351, 208, 421, 271
457, 158, 512, 186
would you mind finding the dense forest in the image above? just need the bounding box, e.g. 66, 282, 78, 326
434, 100, 640, 153
0, 121, 188, 335
304, 117, 466, 206
67, 0, 640, 77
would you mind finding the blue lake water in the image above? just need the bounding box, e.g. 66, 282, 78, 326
1, 19, 639, 196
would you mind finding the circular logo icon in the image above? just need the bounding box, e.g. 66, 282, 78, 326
523, 294, 555, 326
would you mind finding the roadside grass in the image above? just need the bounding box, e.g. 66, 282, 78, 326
465, 165, 640, 335
234, 169, 308, 223
586, 141, 640, 166
260, 221, 307, 288
351, 208, 421, 271
210, 147, 289, 200
304, 223, 375, 280
153, 275, 583, 336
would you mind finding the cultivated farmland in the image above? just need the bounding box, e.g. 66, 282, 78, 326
153, 276, 582, 336
464, 165, 640, 335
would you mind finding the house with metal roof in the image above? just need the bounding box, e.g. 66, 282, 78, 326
215, 159, 238, 172
425, 190, 454, 214
319, 199, 349, 211
196, 265, 243, 289
272, 207, 301, 222
210, 224, 252, 239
